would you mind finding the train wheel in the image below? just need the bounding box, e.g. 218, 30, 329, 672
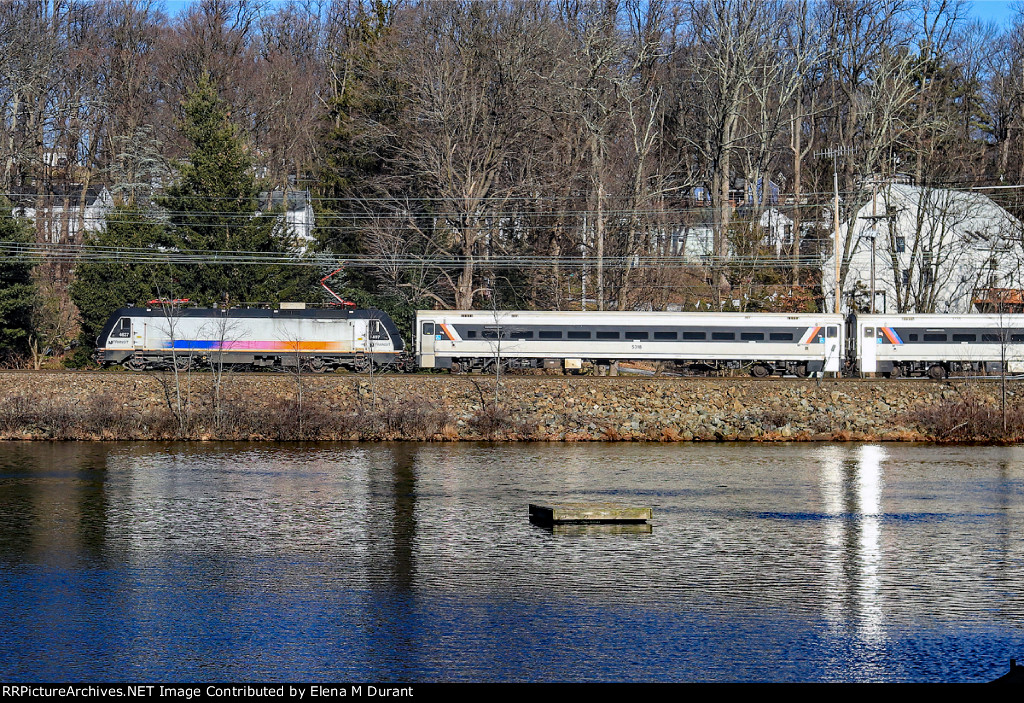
886, 365, 903, 379
173, 356, 191, 371
927, 364, 947, 380
123, 358, 146, 372
751, 364, 771, 378
794, 364, 809, 378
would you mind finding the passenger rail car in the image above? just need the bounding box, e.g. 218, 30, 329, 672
96, 306, 404, 371
416, 310, 844, 376
852, 313, 1024, 379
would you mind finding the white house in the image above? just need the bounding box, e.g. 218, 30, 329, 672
10, 184, 114, 243
822, 184, 1023, 314
259, 189, 315, 250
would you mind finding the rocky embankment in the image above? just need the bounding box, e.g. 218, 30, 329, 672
2, 370, 1012, 442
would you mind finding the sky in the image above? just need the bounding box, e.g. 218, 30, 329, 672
967, 0, 1017, 26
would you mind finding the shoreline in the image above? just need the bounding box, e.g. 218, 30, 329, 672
2, 371, 1018, 443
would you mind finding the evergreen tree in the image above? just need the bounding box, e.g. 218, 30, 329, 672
69, 206, 169, 360
314, 1, 399, 297
0, 198, 36, 361
159, 74, 316, 306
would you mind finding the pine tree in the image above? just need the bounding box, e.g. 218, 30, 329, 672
314, 1, 399, 297
0, 198, 36, 361
159, 74, 315, 306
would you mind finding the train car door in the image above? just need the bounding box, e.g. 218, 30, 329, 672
861, 324, 877, 374
420, 319, 437, 368
824, 324, 841, 373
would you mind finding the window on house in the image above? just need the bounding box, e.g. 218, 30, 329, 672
895, 237, 905, 253
902, 269, 911, 287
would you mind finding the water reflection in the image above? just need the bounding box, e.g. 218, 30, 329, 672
1, 441, 1023, 682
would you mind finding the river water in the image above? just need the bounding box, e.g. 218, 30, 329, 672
0, 441, 1022, 682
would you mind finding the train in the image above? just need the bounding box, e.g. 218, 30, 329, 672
95, 305, 407, 372
94, 304, 1024, 378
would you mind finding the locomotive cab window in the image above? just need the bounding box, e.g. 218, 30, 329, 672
114, 318, 131, 338
370, 320, 389, 340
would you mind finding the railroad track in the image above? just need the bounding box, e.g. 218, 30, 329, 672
0, 368, 1000, 382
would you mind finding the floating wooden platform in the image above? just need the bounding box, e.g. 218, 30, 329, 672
529, 502, 652, 525
546, 522, 653, 535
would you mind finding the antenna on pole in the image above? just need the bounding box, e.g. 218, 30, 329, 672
816, 146, 853, 314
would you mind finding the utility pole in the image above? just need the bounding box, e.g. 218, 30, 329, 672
816, 146, 852, 313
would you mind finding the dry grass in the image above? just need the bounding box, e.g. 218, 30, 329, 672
909, 385, 1024, 442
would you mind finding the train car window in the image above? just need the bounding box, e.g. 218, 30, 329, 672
422, 322, 435, 336
654, 332, 677, 340
567, 330, 591, 339
539, 330, 562, 339
909, 334, 918, 341
741, 332, 764, 341
513, 331, 534, 339
952, 334, 976, 342
826, 327, 838, 338
683, 331, 706, 340
114, 318, 131, 338
1012, 334, 1024, 343
625, 331, 649, 340
771, 332, 794, 341
465, 330, 477, 338
924, 333, 946, 342
482, 329, 501, 339
711, 332, 734, 340
982, 333, 999, 342
596, 331, 619, 339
